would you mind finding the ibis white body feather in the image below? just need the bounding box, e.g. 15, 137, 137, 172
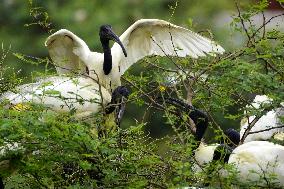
45, 19, 225, 92
192, 143, 219, 174
194, 143, 218, 167
240, 95, 284, 142
1, 76, 111, 118
229, 141, 284, 186
194, 141, 284, 187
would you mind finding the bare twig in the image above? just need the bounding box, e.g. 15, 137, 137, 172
240, 115, 262, 144
248, 124, 284, 135
235, 1, 252, 45
144, 58, 178, 73
252, 13, 284, 39
261, 11, 266, 39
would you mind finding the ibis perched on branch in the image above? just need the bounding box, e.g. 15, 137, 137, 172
166, 98, 284, 188
45, 19, 225, 92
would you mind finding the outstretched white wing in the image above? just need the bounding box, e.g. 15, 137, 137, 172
45, 29, 91, 74
111, 19, 225, 75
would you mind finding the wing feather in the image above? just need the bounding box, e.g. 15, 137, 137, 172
112, 19, 225, 75
45, 29, 91, 74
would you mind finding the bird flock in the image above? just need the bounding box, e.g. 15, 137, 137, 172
1, 19, 284, 188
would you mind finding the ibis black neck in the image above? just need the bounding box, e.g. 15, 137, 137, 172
163, 98, 208, 142
212, 144, 233, 163
101, 38, 112, 75
185, 105, 208, 142
212, 129, 240, 164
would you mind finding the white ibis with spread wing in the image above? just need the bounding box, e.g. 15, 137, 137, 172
45, 19, 225, 92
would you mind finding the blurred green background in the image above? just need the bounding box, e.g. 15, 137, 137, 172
0, 0, 236, 74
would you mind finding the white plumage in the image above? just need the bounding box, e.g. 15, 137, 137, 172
45, 19, 225, 92
194, 141, 284, 187
229, 141, 284, 186
194, 143, 219, 167
240, 95, 284, 142
1, 76, 111, 118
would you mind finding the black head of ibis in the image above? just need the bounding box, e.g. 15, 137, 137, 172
99, 25, 127, 75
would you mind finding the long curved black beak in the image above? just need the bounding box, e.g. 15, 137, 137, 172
109, 32, 127, 57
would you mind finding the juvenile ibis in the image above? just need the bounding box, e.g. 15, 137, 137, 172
45, 19, 225, 92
